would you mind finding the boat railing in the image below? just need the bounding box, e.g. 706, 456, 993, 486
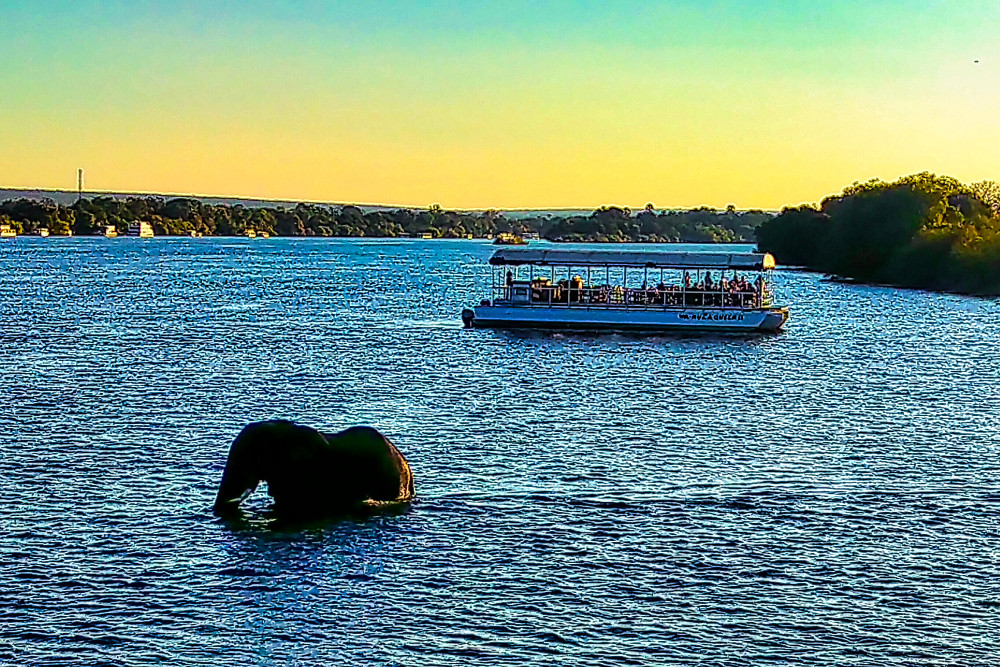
491, 285, 772, 310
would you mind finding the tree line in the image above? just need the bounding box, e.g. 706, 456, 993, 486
756, 173, 1000, 294
0, 196, 769, 242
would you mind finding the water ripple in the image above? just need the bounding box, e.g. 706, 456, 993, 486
3, 238, 1000, 665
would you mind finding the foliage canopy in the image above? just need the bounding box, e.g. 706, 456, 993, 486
0, 197, 770, 243
756, 173, 1000, 294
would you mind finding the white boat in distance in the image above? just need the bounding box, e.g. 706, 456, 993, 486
463, 248, 789, 332
127, 221, 154, 237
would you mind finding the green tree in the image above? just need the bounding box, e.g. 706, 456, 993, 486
971, 180, 1000, 216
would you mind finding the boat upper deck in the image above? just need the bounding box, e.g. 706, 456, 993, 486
488, 248, 776, 271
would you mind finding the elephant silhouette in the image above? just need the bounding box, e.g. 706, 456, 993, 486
213, 420, 414, 516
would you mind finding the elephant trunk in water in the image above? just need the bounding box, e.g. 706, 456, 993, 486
213, 420, 414, 515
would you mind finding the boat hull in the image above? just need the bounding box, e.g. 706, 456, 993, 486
472, 304, 788, 332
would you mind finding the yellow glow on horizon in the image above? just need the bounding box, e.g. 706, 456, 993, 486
1, 4, 998, 210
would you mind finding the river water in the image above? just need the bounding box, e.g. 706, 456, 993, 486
2, 238, 999, 666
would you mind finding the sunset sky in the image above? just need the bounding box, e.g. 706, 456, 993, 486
1, 1, 997, 209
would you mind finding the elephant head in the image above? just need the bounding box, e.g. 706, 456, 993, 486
214, 420, 414, 516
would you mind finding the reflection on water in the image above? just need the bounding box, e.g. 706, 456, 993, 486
3, 238, 1000, 665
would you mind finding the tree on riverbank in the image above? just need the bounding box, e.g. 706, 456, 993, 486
756, 173, 1000, 294
0, 197, 770, 242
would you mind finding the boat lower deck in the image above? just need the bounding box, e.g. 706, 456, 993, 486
472, 304, 789, 332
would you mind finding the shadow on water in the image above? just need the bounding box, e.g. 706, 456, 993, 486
207, 505, 414, 649
211, 502, 416, 589
214, 500, 415, 535
489, 327, 781, 347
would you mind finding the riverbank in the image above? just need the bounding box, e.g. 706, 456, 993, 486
0, 196, 767, 243
756, 173, 1000, 296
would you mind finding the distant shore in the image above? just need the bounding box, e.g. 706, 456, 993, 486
0, 196, 768, 243
7, 172, 1000, 297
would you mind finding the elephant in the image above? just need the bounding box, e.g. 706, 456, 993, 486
213, 420, 414, 516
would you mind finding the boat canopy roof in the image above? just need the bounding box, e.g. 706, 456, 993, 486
489, 248, 776, 271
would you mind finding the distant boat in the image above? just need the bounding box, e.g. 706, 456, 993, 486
522, 232, 540, 241
104, 225, 118, 238
189, 230, 203, 238
257, 231, 270, 239
37, 228, 49, 238
494, 232, 527, 245
0, 224, 15, 239
245, 229, 257, 239
127, 221, 154, 238
420, 232, 434, 239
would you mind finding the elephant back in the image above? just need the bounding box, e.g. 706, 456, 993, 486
321, 426, 414, 505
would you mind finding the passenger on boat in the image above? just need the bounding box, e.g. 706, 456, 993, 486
554, 279, 567, 303
570, 276, 584, 303
516, 272, 765, 309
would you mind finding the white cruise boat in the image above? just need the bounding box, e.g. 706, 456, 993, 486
0, 224, 15, 238
127, 221, 154, 237
462, 248, 789, 333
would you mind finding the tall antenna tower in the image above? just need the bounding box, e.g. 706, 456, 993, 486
77, 169, 84, 201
